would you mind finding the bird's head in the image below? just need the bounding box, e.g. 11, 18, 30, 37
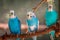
48, 5, 53, 11
27, 11, 36, 19
9, 10, 15, 18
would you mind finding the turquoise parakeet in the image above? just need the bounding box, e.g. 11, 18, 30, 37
26, 11, 39, 40
45, 5, 58, 40
8, 10, 21, 40
45, 6, 58, 27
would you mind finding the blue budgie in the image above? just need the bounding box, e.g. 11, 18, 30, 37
45, 5, 58, 40
26, 11, 39, 40
8, 10, 21, 40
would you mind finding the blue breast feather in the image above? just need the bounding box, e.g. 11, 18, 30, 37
26, 17, 38, 27
45, 9, 58, 27
26, 17, 39, 32
8, 17, 21, 34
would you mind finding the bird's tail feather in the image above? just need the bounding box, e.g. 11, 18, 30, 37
32, 36, 37, 40
16, 38, 20, 40
49, 30, 55, 40
49, 30, 55, 38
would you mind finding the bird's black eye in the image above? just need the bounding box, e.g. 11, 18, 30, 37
49, 6, 51, 8
27, 15, 29, 16
11, 13, 13, 15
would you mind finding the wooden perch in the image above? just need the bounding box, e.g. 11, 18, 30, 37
0, 25, 55, 39
0, 23, 59, 38
0, 21, 60, 40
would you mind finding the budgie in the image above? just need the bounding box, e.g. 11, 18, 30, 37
45, 5, 58, 40
26, 11, 39, 40
8, 10, 21, 40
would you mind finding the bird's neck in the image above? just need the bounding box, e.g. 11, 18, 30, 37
27, 16, 31, 20
10, 15, 16, 18
48, 8, 53, 11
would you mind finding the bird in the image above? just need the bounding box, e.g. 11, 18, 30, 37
45, 5, 58, 27
45, 5, 58, 40
26, 11, 39, 40
8, 10, 21, 40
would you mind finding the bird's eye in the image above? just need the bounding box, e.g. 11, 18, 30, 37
49, 6, 51, 8
27, 15, 29, 16
11, 13, 13, 15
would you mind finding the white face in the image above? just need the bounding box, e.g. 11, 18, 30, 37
48, 5, 53, 11
9, 10, 14, 17
9, 12, 14, 16
27, 12, 34, 19
9, 12, 15, 18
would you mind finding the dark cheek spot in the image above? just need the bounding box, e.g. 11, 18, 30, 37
27, 15, 29, 16
11, 13, 13, 15
49, 6, 51, 9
